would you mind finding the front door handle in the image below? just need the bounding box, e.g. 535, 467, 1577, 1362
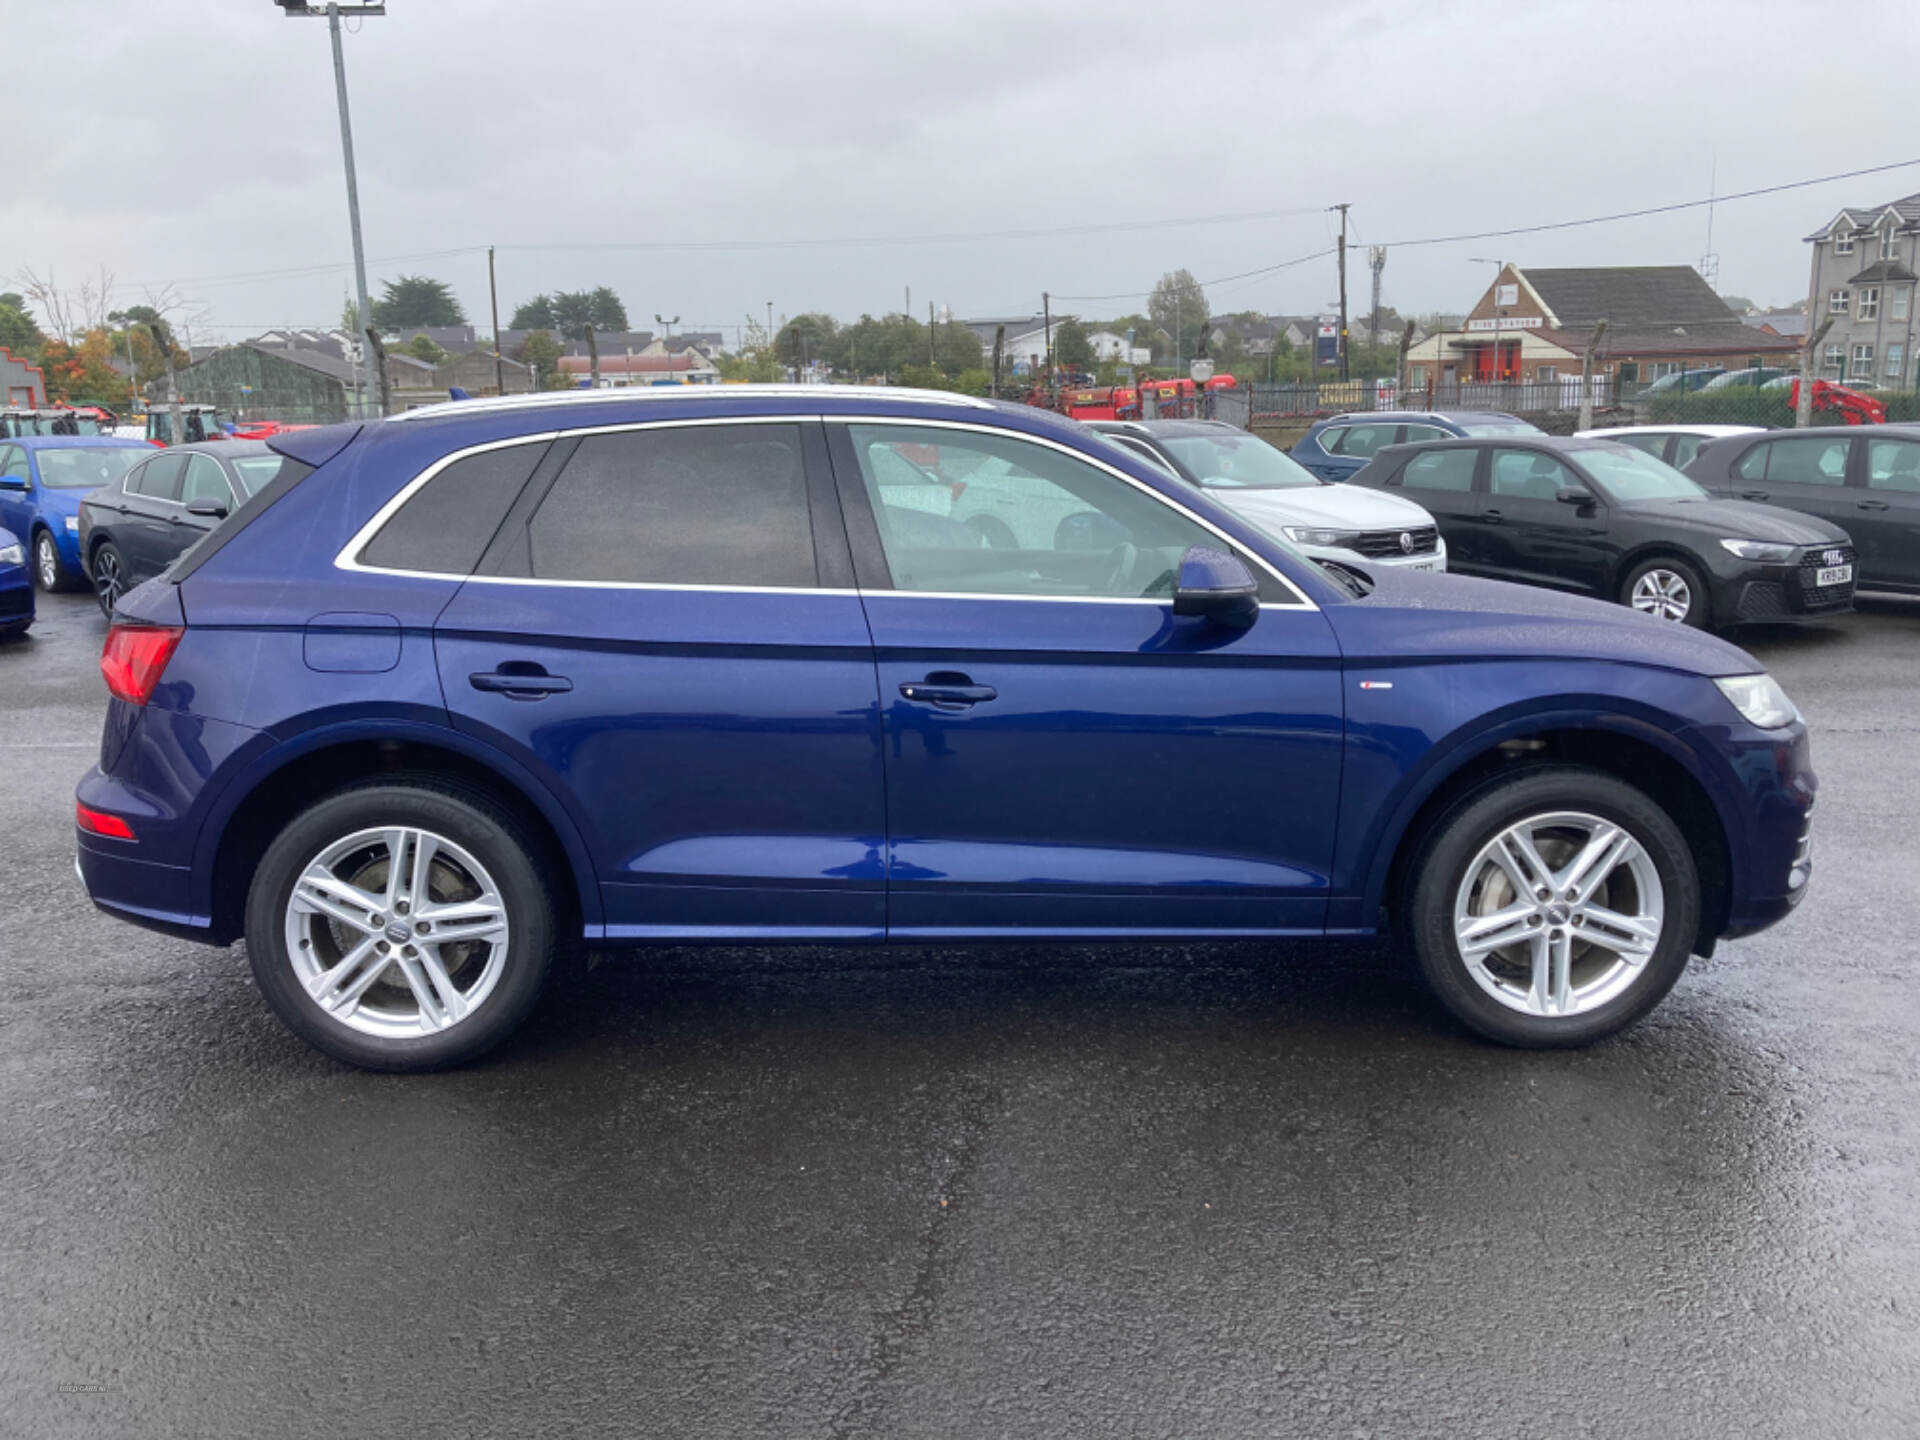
470, 670, 573, 700
1738, 490, 1771, 501
1482, 509, 1504, 524
899, 673, 997, 710
1857, 499, 1891, 511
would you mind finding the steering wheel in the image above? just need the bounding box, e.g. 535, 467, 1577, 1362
1098, 542, 1138, 595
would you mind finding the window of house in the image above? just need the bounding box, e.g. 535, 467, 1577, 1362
1893, 288, 1911, 322
1823, 343, 1845, 375
847, 424, 1219, 599
1408, 365, 1428, 387
1852, 344, 1875, 378
1616, 362, 1639, 384
1651, 362, 1681, 379
1397, 448, 1477, 492
527, 425, 816, 587
1880, 228, 1898, 261
1829, 289, 1849, 316
1858, 287, 1880, 321
1534, 365, 1558, 383
1887, 343, 1906, 382
1834, 230, 1855, 256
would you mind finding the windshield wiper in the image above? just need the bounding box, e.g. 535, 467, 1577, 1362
1313, 558, 1374, 597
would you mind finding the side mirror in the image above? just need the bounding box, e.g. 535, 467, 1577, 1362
185, 498, 229, 520
1556, 486, 1597, 507
0, 476, 26, 490
1171, 545, 1259, 628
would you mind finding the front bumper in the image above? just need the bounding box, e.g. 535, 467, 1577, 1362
0, 566, 33, 628
1715, 543, 1857, 623
1707, 719, 1818, 940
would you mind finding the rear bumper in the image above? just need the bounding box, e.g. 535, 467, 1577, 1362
76, 832, 213, 939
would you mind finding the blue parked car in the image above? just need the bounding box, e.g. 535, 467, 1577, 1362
0, 524, 32, 636
77, 387, 1817, 1069
0, 436, 154, 593
1291, 411, 1543, 482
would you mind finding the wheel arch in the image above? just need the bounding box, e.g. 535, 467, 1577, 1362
199, 721, 601, 946
1368, 714, 1736, 956
1611, 542, 1711, 595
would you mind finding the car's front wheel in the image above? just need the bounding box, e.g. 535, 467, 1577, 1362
244, 780, 556, 1070
1404, 766, 1699, 1047
1622, 555, 1709, 628
35, 529, 77, 593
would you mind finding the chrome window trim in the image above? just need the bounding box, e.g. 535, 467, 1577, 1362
388, 383, 995, 425
336, 413, 1319, 612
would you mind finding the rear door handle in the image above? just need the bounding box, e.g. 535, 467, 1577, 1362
1857, 500, 1891, 511
899, 675, 997, 709
1738, 490, 1771, 501
470, 670, 573, 699
1482, 509, 1504, 524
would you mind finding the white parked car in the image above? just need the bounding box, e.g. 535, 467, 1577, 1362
1572, 423, 1766, 472
1090, 419, 1446, 572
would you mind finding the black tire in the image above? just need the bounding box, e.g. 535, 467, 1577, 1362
1403, 765, 1699, 1048
33, 529, 77, 593
244, 779, 556, 1071
1620, 555, 1710, 629
90, 540, 128, 617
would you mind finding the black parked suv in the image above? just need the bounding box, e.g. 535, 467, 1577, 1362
1683, 424, 1920, 594
77, 440, 290, 613
1349, 435, 1856, 629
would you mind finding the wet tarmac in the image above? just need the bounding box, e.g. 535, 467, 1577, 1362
2, 587, 1917, 1438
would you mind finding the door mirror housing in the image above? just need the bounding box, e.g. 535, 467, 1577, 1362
184, 498, 229, 519
1171, 545, 1259, 628
1556, 485, 1597, 508
0, 476, 26, 491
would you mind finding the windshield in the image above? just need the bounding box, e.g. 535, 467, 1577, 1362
1157, 432, 1322, 489
1457, 419, 1544, 437
230, 454, 288, 496
34, 446, 148, 489
1578, 446, 1708, 502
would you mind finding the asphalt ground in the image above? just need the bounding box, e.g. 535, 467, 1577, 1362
2, 585, 1917, 1439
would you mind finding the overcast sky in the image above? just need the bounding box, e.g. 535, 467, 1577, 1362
12, 0, 1920, 344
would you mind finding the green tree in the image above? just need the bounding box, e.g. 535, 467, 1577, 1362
510, 295, 558, 330
0, 292, 44, 355
1050, 318, 1094, 369
404, 334, 449, 364
518, 329, 563, 388
542, 287, 630, 341
371, 274, 466, 331
776, 312, 839, 371
40, 329, 129, 407
932, 319, 983, 377
1148, 270, 1210, 365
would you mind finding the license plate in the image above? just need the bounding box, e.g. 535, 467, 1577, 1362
1406, 559, 1440, 572
1815, 564, 1852, 586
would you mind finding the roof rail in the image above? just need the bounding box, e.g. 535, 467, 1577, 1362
389, 383, 997, 423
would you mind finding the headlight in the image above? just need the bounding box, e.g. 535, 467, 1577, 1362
65, 515, 81, 533
1284, 526, 1359, 548
0, 542, 22, 567
1720, 538, 1795, 563
1715, 673, 1800, 729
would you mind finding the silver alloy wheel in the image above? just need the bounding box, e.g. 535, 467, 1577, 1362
93, 549, 123, 611
1630, 568, 1692, 622
283, 825, 511, 1039
36, 533, 58, 589
1452, 810, 1665, 1018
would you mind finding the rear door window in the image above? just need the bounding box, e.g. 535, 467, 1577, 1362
1399, 425, 1447, 444
1755, 436, 1851, 486
1610, 434, 1668, 460
1668, 434, 1706, 468
526, 424, 815, 587
181, 454, 235, 507
1398, 448, 1478, 491
1329, 423, 1398, 458
1867, 438, 1920, 492
132, 453, 186, 501
360, 440, 549, 576
1490, 449, 1576, 500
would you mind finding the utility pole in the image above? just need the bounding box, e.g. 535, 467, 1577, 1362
276, 2, 386, 418
929, 302, 937, 369
488, 246, 505, 396
1043, 291, 1053, 383
1368, 246, 1386, 376
1334, 202, 1351, 382
586, 323, 600, 388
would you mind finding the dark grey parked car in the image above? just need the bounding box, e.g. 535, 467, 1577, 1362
76, 440, 292, 613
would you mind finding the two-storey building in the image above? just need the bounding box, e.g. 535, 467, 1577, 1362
1803, 193, 1920, 387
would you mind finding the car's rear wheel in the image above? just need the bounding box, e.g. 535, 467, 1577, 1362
90, 541, 128, 616
34, 530, 76, 593
1404, 766, 1698, 1047
244, 780, 555, 1071
1622, 556, 1708, 628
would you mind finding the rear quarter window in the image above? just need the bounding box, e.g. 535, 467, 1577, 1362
1399, 448, 1478, 492
359, 441, 550, 575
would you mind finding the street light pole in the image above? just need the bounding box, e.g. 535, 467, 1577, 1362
278, 2, 384, 416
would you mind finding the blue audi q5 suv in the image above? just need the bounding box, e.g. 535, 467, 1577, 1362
77, 387, 1817, 1069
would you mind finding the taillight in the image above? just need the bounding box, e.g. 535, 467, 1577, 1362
100, 623, 184, 705
76, 802, 136, 840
